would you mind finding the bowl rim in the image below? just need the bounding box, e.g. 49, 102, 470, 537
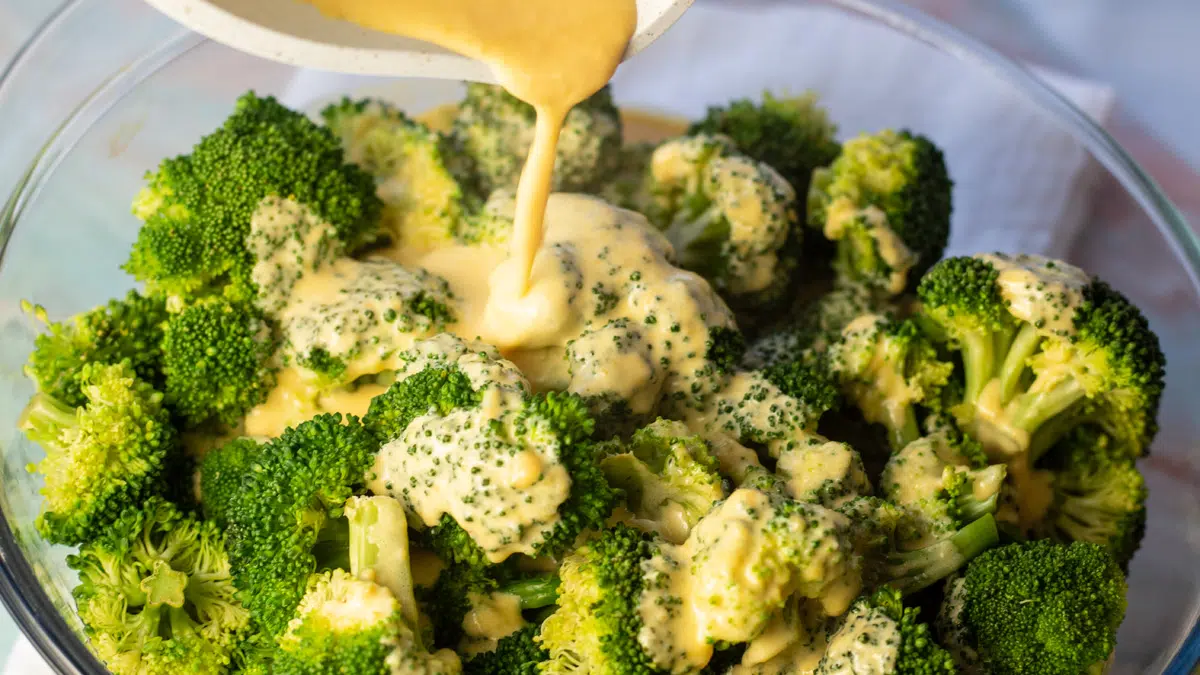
0, 0, 1197, 672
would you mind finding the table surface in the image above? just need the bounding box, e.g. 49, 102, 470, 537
0, 0, 1198, 670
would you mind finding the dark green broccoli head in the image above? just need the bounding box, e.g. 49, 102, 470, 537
67, 497, 249, 675
451, 83, 623, 195
705, 326, 746, 374
19, 361, 176, 546
24, 290, 168, 408
220, 413, 379, 636
761, 354, 843, 423
463, 624, 547, 675
198, 437, 262, 527
916, 255, 1165, 462
538, 524, 667, 675
363, 366, 480, 443
1036, 428, 1147, 569
160, 297, 276, 429
126, 92, 381, 302
808, 130, 952, 294
954, 540, 1127, 675
688, 91, 839, 198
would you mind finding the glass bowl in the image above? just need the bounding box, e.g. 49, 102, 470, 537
0, 0, 1197, 673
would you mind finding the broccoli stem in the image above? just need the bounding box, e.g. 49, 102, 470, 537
960, 332, 997, 406
887, 514, 999, 594
887, 406, 922, 452
501, 576, 561, 610
17, 393, 75, 448
957, 493, 1000, 525
1009, 378, 1087, 434
997, 325, 1041, 403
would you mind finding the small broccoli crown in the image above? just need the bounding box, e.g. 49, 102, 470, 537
960, 540, 1127, 675
705, 326, 746, 374
452, 83, 622, 194
687, 91, 840, 197
20, 361, 176, 546
808, 130, 951, 292
827, 314, 952, 450
865, 588, 956, 674
463, 624, 547, 675
273, 569, 402, 675
364, 366, 480, 443
539, 524, 666, 675
761, 355, 842, 422
221, 413, 379, 636
160, 298, 275, 428
198, 437, 262, 527
509, 392, 617, 560
67, 498, 249, 675
322, 97, 479, 250
24, 290, 168, 408
647, 134, 799, 306
600, 418, 726, 543
1036, 428, 1147, 568
126, 92, 381, 301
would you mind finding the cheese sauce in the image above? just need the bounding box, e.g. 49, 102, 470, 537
977, 252, 1089, 339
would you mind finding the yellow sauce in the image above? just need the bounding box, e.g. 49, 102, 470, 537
977, 252, 1089, 339
302, 0, 637, 296
460, 592, 527, 655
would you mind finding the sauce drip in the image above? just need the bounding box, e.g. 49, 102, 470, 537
302, 0, 638, 294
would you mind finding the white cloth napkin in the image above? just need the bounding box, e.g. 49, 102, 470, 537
5, 5, 1114, 675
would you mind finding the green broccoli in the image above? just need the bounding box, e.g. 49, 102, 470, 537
881, 431, 1006, 550
688, 91, 840, 200
365, 335, 617, 568
808, 130, 952, 294
278, 258, 456, 388
936, 540, 1127, 675
212, 413, 380, 636
1033, 427, 1147, 568
599, 418, 727, 543
916, 254, 1165, 462
126, 92, 381, 304
23, 290, 168, 408
67, 498, 250, 675
537, 524, 668, 675
419, 562, 559, 650
879, 513, 1000, 595
646, 134, 799, 311
197, 436, 261, 527
274, 569, 461, 675
19, 361, 176, 546
463, 624, 546, 675
825, 313, 953, 450
160, 297, 276, 428
816, 588, 955, 674
322, 97, 483, 249
450, 83, 622, 194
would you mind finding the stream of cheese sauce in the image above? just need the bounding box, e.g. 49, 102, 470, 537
302, 0, 637, 296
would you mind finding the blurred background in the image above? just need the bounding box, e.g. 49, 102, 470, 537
0, 0, 1197, 668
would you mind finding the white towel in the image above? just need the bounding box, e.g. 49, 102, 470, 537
4, 4, 1115, 674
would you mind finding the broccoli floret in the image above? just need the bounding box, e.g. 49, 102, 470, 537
817, 588, 954, 674
881, 432, 1006, 549
366, 335, 617, 567
322, 98, 482, 249
160, 297, 276, 428
23, 290, 168, 408
1034, 428, 1147, 568
217, 413, 379, 636
878, 514, 999, 595
419, 562, 559, 650
197, 436, 261, 527
597, 142, 655, 213
19, 361, 176, 546
463, 624, 547, 675
937, 540, 1127, 674
775, 436, 871, 508
688, 91, 840, 200
279, 258, 456, 388
450, 83, 622, 194
599, 418, 727, 543
808, 130, 951, 294
916, 254, 1165, 462
126, 92, 381, 304
275, 569, 461, 675
538, 524, 667, 675
826, 313, 953, 450
67, 498, 249, 675
646, 134, 799, 310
